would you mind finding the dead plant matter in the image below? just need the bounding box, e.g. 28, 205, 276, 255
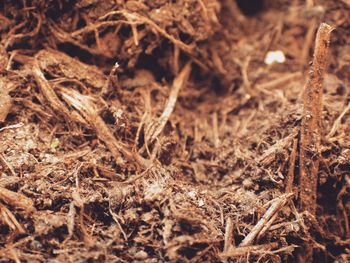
0, 0, 350, 262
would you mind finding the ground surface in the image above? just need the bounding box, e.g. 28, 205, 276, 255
0, 0, 349, 262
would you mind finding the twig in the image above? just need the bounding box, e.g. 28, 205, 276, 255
32, 63, 81, 122
48, 22, 112, 57
59, 88, 151, 168
0, 153, 16, 177
239, 193, 293, 247
255, 72, 302, 91
299, 23, 333, 215
256, 212, 278, 242
36, 49, 107, 90
212, 112, 220, 148
221, 242, 279, 258
225, 0, 247, 25
0, 204, 25, 233
60, 89, 129, 163
0, 187, 36, 213
326, 103, 350, 139
286, 138, 298, 193
102, 61, 119, 96
3, 13, 42, 49
258, 130, 298, 166
298, 22, 333, 263
224, 217, 235, 252
65, 202, 76, 241
0, 123, 24, 132
144, 62, 191, 144
98, 11, 194, 53
109, 208, 128, 241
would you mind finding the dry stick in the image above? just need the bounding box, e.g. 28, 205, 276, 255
0, 187, 36, 213
98, 11, 194, 53
298, 23, 332, 263
60, 90, 131, 162
0, 123, 23, 132
258, 130, 298, 166
0, 204, 25, 233
255, 72, 302, 92
212, 111, 220, 148
224, 217, 235, 253
0, 153, 16, 177
326, 102, 350, 140
3, 13, 42, 49
256, 212, 278, 242
239, 193, 293, 247
286, 138, 298, 193
32, 64, 85, 124
60, 89, 150, 168
299, 23, 333, 215
221, 242, 279, 258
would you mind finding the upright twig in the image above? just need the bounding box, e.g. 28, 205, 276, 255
299, 23, 333, 215
298, 22, 332, 262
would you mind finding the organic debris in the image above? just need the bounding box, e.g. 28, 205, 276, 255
0, 0, 350, 262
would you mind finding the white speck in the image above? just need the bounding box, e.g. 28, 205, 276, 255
198, 199, 204, 207
187, 191, 196, 199
145, 181, 164, 200
25, 139, 36, 150
264, 50, 286, 65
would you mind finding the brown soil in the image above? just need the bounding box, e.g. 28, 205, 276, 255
0, 0, 349, 262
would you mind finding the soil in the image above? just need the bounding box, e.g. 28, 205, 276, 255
0, 0, 349, 262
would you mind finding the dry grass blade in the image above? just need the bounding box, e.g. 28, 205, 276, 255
240, 193, 294, 247
286, 138, 298, 193
258, 130, 298, 166
256, 72, 302, 91
0, 204, 25, 233
0, 153, 16, 177
326, 102, 350, 140
32, 63, 82, 122
145, 62, 191, 144
0, 1, 349, 262
60, 88, 149, 167
60, 89, 129, 163
221, 242, 279, 258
